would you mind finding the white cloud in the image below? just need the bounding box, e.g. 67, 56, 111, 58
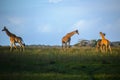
68, 18, 103, 40
72, 20, 86, 30
37, 24, 63, 33
37, 24, 52, 33
5, 16, 27, 36
49, 0, 63, 3
71, 18, 120, 41
7, 17, 24, 25
71, 18, 102, 31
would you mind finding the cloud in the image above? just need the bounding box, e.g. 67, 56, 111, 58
37, 24, 63, 34
68, 18, 104, 40
48, 0, 63, 3
98, 22, 120, 41
71, 18, 120, 41
37, 24, 52, 33
71, 18, 102, 31
7, 17, 24, 25
72, 20, 86, 30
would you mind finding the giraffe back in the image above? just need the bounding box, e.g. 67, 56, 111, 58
101, 39, 110, 46
62, 36, 70, 43
62, 30, 79, 43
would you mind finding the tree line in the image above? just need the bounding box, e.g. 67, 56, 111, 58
74, 39, 120, 47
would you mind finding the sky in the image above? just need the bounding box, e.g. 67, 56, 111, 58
0, 0, 120, 46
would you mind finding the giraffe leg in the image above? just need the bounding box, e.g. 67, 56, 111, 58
22, 45, 25, 51
102, 45, 105, 52
68, 41, 70, 48
100, 45, 103, 53
105, 45, 108, 53
62, 43, 66, 51
65, 42, 67, 48
62, 42, 65, 48
22, 44, 25, 51
66, 42, 69, 48
18, 42, 24, 51
13, 43, 18, 50
67, 38, 71, 48
21, 44, 25, 51
108, 45, 112, 53
97, 47, 100, 52
96, 45, 99, 52
10, 42, 13, 52
19, 43, 22, 51
21, 43, 25, 51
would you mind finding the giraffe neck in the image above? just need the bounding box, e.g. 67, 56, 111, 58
100, 34, 106, 39
4, 29, 13, 37
67, 31, 76, 38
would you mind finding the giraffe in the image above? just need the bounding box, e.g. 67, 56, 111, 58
96, 33, 106, 52
2, 26, 25, 51
99, 32, 112, 53
96, 39, 105, 52
62, 30, 79, 48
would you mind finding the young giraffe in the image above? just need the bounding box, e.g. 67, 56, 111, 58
99, 32, 112, 53
62, 30, 79, 48
2, 26, 25, 51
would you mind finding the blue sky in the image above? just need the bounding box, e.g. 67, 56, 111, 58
0, 0, 120, 46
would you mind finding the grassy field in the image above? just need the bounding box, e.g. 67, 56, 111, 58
0, 46, 120, 80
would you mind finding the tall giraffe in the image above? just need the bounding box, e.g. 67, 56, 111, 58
62, 30, 79, 48
2, 26, 25, 51
99, 32, 112, 53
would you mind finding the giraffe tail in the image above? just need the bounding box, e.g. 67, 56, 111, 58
22, 42, 25, 46
21, 40, 25, 46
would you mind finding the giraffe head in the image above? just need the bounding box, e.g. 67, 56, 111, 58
2, 26, 7, 31
99, 32, 102, 35
100, 32, 106, 36
75, 30, 79, 35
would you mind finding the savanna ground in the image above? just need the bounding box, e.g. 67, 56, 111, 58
0, 46, 120, 80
